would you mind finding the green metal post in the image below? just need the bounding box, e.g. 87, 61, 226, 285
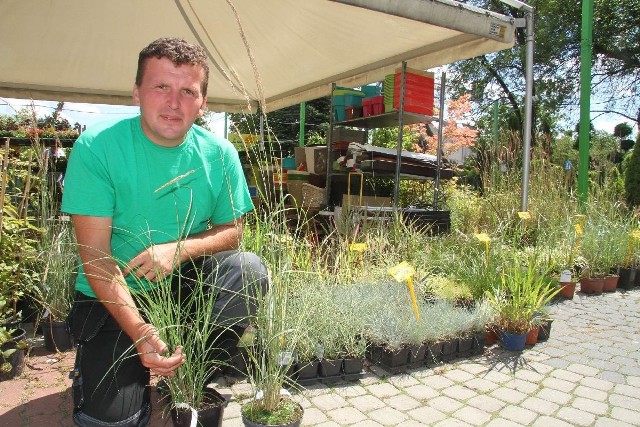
578, 0, 594, 211
224, 112, 228, 139
492, 99, 499, 146
299, 102, 306, 147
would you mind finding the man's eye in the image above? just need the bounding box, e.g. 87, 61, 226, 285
183, 89, 195, 97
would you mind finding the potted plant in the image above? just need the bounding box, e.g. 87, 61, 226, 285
0, 203, 41, 328
0, 325, 27, 381
486, 255, 560, 352
241, 272, 306, 427
35, 217, 77, 352
133, 267, 230, 427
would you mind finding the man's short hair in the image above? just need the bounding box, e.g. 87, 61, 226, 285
136, 37, 210, 97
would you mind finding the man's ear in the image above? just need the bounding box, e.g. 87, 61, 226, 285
198, 98, 207, 117
133, 85, 141, 106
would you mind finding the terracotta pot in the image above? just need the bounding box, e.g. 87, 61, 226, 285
580, 277, 604, 295
559, 281, 576, 299
525, 326, 539, 345
603, 275, 619, 292
485, 329, 499, 345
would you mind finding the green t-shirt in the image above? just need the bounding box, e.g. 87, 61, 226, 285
61, 116, 253, 297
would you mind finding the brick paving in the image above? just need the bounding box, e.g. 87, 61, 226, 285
1, 286, 639, 426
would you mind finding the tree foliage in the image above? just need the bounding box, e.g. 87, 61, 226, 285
228, 98, 330, 147
450, 0, 640, 137
624, 133, 640, 207
418, 94, 478, 156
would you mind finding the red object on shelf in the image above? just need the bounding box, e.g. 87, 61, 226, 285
345, 106, 362, 120
371, 95, 384, 115
393, 70, 435, 116
362, 98, 373, 117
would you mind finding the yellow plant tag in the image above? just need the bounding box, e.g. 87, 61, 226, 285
575, 224, 583, 235
388, 261, 415, 282
517, 211, 531, 220
474, 233, 491, 263
474, 233, 490, 242
349, 243, 367, 252
389, 262, 420, 320
631, 229, 640, 240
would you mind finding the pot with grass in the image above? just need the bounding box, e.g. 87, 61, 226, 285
486, 254, 560, 352
134, 265, 231, 427
37, 218, 77, 352
241, 272, 306, 427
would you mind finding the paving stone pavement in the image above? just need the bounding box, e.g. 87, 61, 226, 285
1, 287, 638, 426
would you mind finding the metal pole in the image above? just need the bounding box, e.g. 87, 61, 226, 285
224, 112, 228, 139
393, 62, 407, 210
519, 8, 534, 212
434, 72, 446, 210
578, 0, 594, 211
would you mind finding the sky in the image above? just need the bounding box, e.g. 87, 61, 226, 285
0, 97, 228, 136
0, 96, 627, 138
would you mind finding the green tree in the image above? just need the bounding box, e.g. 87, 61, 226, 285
614, 122, 634, 151
624, 133, 640, 207
450, 0, 640, 140
228, 98, 330, 147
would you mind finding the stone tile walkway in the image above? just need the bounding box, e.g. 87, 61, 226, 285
1, 286, 639, 426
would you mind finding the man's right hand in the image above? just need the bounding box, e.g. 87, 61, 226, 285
135, 324, 185, 376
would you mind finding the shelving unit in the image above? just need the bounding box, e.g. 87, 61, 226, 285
326, 62, 448, 212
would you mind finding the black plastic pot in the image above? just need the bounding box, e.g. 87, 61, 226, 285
319, 358, 342, 377
43, 318, 74, 352
171, 388, 228, 427
618, 267, 635, 290
295, 360, 320, 385
0, 327, 26, 382
440, 338, 459, 361
366, 343, 409, 373
425, 342, 443, 367
457, 335, 474, 356
407, 343, 427, 368
537, 319, 553, 342
470, 331, 487, 355
342, 357, 364, 380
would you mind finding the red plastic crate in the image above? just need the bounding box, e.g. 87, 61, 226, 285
362, 98, 373, 117
394, 71, 435, 89
371, 96, 384, 115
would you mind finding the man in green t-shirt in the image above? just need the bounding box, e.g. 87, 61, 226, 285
61, 37, 267, 426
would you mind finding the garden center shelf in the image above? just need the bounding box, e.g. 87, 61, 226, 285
334, 111, 439, 129
327, 62, 451, 211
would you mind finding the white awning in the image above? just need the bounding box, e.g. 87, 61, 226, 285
0, 0, 515, 113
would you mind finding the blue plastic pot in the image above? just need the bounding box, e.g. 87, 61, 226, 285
500, 330, 527, 352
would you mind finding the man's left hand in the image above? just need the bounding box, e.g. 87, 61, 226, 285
123, 243, 181, 282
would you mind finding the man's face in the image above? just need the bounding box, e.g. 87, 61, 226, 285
133, 57, 207, 147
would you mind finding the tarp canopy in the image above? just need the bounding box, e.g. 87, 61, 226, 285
0, 0, 515, 113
